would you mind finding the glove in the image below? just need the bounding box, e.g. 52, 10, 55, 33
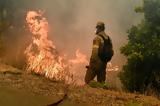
86, 65, 89, 69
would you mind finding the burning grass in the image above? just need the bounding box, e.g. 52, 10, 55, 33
25, 11, 88, 84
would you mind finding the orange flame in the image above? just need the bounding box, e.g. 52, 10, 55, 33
25, 11, 88, 84
25, 11, 119, 84
25, 11, 68, 80
69, 49, 88, 65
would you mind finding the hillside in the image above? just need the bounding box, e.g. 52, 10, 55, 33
0, 63, 159, 106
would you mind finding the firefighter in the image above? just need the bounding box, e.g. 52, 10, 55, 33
85, 21, 114, 84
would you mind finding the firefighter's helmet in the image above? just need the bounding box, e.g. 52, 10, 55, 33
96, 21, 105, 28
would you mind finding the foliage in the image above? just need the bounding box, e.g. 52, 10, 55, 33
120, 0, 160, 95
89, 81, 110, 89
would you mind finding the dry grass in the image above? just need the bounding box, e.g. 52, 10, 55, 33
68, 85, 160, 106
0, 63, 160, 106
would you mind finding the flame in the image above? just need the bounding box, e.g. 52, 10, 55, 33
25, 11, 88, 83
69, 49, 88, 85
69, 49, 88, 65
107, 62, 119, 72
25, 10, 117, 84
25, 11, 68, 80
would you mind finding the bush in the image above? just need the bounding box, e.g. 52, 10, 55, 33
120, 0, 160, 95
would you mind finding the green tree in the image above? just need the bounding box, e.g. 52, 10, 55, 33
120, 0, 160, 95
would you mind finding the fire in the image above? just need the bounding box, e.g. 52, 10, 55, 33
69, 50, 88, 85
107, 62, 119, 72
25, 11, 88, 83
25, 11, 68, 80
25, 10, 117, 84
69, 50, 88, 65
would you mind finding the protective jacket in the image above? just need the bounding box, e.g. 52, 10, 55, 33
85, 31, 113, 84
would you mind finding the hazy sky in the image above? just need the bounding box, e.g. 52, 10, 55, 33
33, 0, 143, 67
0, 0, 144, 84
2, 0, 143, 68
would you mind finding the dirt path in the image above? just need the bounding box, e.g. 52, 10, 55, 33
0, 87, 56, 106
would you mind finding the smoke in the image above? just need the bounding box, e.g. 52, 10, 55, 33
1, 0, 143, 70
33, 0, 143, 85
35, 0, 143, 68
